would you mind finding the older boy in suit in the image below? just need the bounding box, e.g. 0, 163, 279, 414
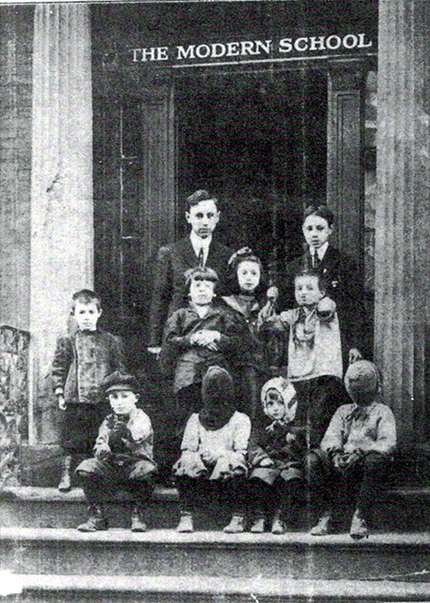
148, 190, 233, 355
283, 205, 369, 370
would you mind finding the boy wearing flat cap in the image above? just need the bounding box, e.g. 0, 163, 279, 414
307, 360, 396, 539
76, 371, 157, 532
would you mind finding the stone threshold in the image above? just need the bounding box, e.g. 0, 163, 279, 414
9, 574, 430, 599
2, 526, 430, 546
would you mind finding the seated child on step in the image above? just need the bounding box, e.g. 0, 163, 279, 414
247, 377, 305, 533
161, 266, 243, 442
173, 365, 251, 533
307, 360, 396, 539
76, 371, 157, 532
51, 289, 126, 492
258, 268, 346, 449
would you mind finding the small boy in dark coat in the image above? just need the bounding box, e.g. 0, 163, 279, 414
247, 377, 306, 534
160, 266, 243, 439
76, 371, 157, 532
51, 289, 126, 492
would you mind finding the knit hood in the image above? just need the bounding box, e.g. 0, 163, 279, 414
199, 366, 236, 431
344, 360, 381, 405
260, 377, 297, 423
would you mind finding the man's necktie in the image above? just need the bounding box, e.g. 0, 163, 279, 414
311, 252, 320, 269
198, 247, 205, 267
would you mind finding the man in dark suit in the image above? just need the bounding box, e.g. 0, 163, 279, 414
147, 190, 233, 355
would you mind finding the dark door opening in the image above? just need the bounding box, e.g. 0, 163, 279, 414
176, 69, 327, 279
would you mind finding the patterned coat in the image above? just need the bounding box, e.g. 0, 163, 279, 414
51, 329, 126, 405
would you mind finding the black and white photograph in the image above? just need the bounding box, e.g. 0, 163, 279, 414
1, 0, 430, 601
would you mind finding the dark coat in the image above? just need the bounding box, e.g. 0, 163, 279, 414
160, 304, 244, 393
221, 295, 268, 371
51, 329, 126, 405
282, 246, 369, 369
148, 236, 233, 347
247, 417, 306, 484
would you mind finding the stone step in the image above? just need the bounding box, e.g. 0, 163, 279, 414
0, 486, 181, 530
7, 574, 430, 603
2, 527, 430, 581
2, 485, 430, 531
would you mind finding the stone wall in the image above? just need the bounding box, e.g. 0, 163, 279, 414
0, 6, 33, 332
0, 325, 29, 486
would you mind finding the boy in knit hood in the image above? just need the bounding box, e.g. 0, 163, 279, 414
307, 360, 396, 539
173, 365, 251, 533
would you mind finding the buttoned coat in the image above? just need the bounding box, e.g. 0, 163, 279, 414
51, 330, 126, 405
148, 236, 233, 347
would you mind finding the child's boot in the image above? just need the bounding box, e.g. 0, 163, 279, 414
250, 516, 265, 533
58, 455, 72, 492
176, 511, 194, 532
349, 508, 368, 540
77, 503, 108, 532
310, 512, 332, 536
271, 510, 286, 535
131, 505, 147, 532
223, 514, 245, 533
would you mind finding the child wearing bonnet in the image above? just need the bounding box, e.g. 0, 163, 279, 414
247, 377, 306, 533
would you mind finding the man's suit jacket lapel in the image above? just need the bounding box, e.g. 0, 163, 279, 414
319, 245, 339, 274
177, 236, 199, 268
207, 240, 221, 266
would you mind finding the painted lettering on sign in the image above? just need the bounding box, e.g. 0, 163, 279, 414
129, 33, 373, 64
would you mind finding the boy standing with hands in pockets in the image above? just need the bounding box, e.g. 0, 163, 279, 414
52, 290, 126, 491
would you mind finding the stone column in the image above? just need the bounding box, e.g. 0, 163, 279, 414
375, 0, 430, 444
29, 4, 93, 443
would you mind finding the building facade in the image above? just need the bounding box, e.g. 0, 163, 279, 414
0, 0, 429, 454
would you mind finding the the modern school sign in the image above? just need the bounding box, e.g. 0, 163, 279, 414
129, 32, 374, 67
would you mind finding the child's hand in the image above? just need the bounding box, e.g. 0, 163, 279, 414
348, 348, 363, 365
95, 444, 111, 461
110, 421, 131, 440
286, 433, 297, 444
260, 457, 274, 467
58, 395, 67, 411
343, 450, 364, 469
317, 297, 336, 314
332, 451, 362, 472
267, 286, 279, 303
190, 330, 221, 350
258, 298, 277, 323
200, 448, 219, 465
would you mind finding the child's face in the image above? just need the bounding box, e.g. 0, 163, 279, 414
108, 390, 138, 415
186, 199, 220, 239
237, 260, 261, 293
189, 278, 216, 306
302, 215, 333, 250
264, 389, 286, 421
73, 301, 102, 331
295, 275, 324, 307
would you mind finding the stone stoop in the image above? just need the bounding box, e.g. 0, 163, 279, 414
2, 484, 430, 532
2, 527, 430, 581
2, 486, 430, 602
6, 575, 430, 603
